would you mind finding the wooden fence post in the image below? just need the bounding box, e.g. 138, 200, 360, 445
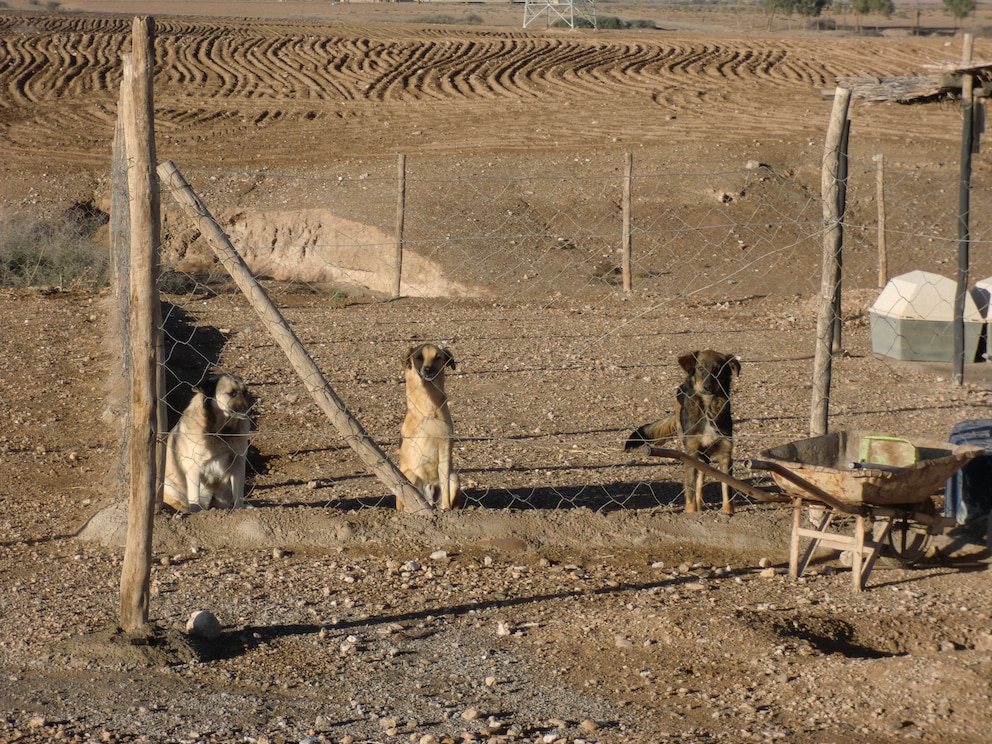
830, 116, 850, 354
954, 33, 975, 387
810, 86, 851, 438
157, 161, 432, 513
874, 153, 887, 289
120, 16, 161, 634
393, 153, 406, 299
621, 151, 632, 292
620, 152, 634, 292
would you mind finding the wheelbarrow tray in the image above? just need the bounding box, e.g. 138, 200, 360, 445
759, 430, 983, 507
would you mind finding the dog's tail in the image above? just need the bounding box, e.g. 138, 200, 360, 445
624, 416, 678, 451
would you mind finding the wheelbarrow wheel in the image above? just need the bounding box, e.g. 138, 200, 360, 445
885, 519, 931, 564
884, 514, 932, 566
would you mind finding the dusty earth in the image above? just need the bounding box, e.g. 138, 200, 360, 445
3, 2, 992, 743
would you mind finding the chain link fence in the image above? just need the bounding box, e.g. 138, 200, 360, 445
154, 149, 992, 514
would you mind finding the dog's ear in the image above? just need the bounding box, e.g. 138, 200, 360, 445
402, 346, 418, 368
725, 355, 741, 377
442, 348, 457, 371
677, 352, 698, 374
194, 374, 220, 398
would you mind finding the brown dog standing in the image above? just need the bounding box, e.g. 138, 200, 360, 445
398, 343, 460, 511
625, 350, 740, 514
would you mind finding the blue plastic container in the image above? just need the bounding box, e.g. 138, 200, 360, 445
946, 419, 992, 527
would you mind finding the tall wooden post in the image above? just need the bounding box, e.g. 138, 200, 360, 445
954, 33, 975, 387
621, 151, 633, 292
810, 87, 851, 437
120, 16, 161, 634
874, 153, 887, 289
393, 153, 406, 299
830, 116, 850, 353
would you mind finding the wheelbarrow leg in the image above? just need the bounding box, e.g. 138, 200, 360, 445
789, 502, 892, 591
791, 499, 835, 580
856, 514, 893, 591
851, 516, 866, 592
789, 498, 802, 578
840, 512, 893, 592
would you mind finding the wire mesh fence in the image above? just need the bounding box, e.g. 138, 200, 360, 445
151, 149, 992, 515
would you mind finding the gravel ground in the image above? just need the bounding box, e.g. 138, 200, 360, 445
2, 287, 992, 744
2, 530, 992, 744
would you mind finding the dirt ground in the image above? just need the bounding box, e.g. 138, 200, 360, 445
3, 2, 992, 743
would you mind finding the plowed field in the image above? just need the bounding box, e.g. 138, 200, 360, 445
0, 2, 975, 208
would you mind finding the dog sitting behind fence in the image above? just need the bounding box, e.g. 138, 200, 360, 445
625, 350, 740, 514
163, 372, 253, 513
398, 343, 460, 511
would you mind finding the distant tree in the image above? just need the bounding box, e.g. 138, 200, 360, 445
766, 0, 797, 12
833, 0, 851, 28
789, 0, 831, 28
850, 0, 870, 30
850, 0, 894, 31
796, 0, 831, 18
763, 0, 798, 27
873, 0, 896, 17
764, 0, 839, 28
943, 0, 976, 27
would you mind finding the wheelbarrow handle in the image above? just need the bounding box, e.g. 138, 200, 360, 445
746, 458, 864, 515
645, 447, 790, 504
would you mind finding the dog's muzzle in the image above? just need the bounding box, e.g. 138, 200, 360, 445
419, 366, 442, 381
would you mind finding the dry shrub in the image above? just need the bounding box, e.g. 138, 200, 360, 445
0, 204, 109, 289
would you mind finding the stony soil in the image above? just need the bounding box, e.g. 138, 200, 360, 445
2, 3, 992, 744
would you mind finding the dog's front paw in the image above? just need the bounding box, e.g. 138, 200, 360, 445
423, 483, 438, 507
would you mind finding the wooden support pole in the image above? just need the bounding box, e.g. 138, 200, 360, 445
393, 153, 406, 299
830, 116, 850, 354
810, 86, 851, 438
621, 151, 633, 293
874, 153, 887, 289
119, 16, 161, 634
157, 161, 432, 513
954, 33, 975, 387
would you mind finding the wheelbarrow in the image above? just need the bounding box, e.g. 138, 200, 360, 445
645, 431, 984, 591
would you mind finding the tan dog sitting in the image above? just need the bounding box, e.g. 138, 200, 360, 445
398, 343, 460, 511
163, 372, 253, 513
